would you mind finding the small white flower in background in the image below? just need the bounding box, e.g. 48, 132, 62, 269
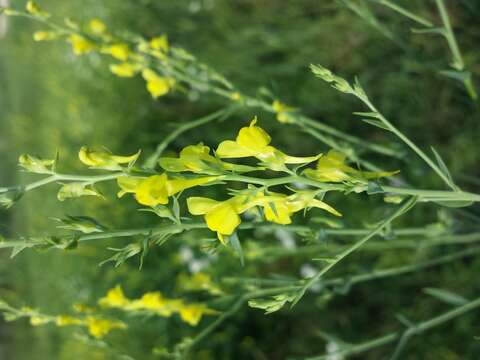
275, 229, 296, 250
326, 341, 344, 360
179, 245, 194, 263
189, 258, 209, 273
300, 263, 322, 292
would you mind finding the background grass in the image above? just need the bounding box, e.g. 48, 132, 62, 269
0, 0, 479, 359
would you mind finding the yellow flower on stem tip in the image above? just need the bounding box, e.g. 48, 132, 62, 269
142, 69, 175, 98
33, 31, 57, 42
89, 18, 107, 35
216, 118, 320, 171
304, 149, 399, 183
26, 1, 49, 17
159, 143, 259, 175
85, 317, 126, 338
150, 35, 169, 52
178, 303, 218, 326
98, 285, 130, 308
272, 100, 296, 124
133, 174, 218, 207
109, 62, 142, 77
128, 293, 183, 317
68, 34, 95, 56
78, 146, 141, 170
101, 43, 130, 61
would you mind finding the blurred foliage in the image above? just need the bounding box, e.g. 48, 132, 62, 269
0, 0, 480, 359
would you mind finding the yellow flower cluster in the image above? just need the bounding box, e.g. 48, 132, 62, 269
216, 117, 319, 171
98, 285, 217, 326
188, 189, 341, 243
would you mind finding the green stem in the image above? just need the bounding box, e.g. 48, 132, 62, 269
373, 0, 433, 27
143, 107, 236, 169
292, 196, 417, 305
304, 295, 480, 359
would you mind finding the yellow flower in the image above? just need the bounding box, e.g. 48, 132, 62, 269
134, 174, 218, 207
30, 315, 51, 326
98, 285, 130, 308
272, 100, 296, 124
78, 146, 140, 170
178, 303, 218, 326
230, 92, 242, 101
89, 18, 107, 35
159, 143, 259, 175
18, 154, 55, 173
116, 176, 145, 198
129, 292, 182, 317
33, 30, 57, 42
26, 1, 49, 17
150, 35, 169, 52
102, 43, 130, 61
56, 315, 83, 327
187, 194, 267, 243
109, 62, 142, 77
142, 69, 175, 98
216, 118, 319, 171
68, 34, 95, 55
85, 317, 126, 338
304, 150, 399, 183
176, 272, 223, 295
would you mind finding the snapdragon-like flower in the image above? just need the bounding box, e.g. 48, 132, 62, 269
159, 143, 260, 175
304, 149, 399, 183
216, 118, 319, 171
109, 62, 142, 77
117, 174, 218, 207
272, 100, 296, 124
101, 43, 130, 61
78, 146, 140, 170
89, 18, 107, 35
68, 34, 95, 55
142, 68, 175, 98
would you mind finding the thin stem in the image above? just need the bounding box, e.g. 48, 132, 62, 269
304, 295, 480, 359
292, 196, 417, 305
143, 107, 236, 169
360, 97, 456, 190
434, 0, 477, 100
373, 0, 433, 27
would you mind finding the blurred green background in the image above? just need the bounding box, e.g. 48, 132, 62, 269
0, 0, 479, 359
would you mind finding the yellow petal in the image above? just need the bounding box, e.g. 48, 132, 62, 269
102, 43, 130, 61
134, 175, 169, 206
109, 63, 141, 78
307, 199, 342, 217
89, 18, 107, 35
150, 35, 169, 52
236, 118, 271, 152
264, 200, 292, 225
205, 202, 241, 237
166, 176, 218, 196
187, 197, 220, 215
216, 140, 254, 158
117, 176, 144, 198
68, 34, 95, 55
79, 147, 140, 169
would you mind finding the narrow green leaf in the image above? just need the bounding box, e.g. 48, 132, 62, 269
423, 287, 468, 306
361, 118, 391, 131
229, 232, 244, 266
